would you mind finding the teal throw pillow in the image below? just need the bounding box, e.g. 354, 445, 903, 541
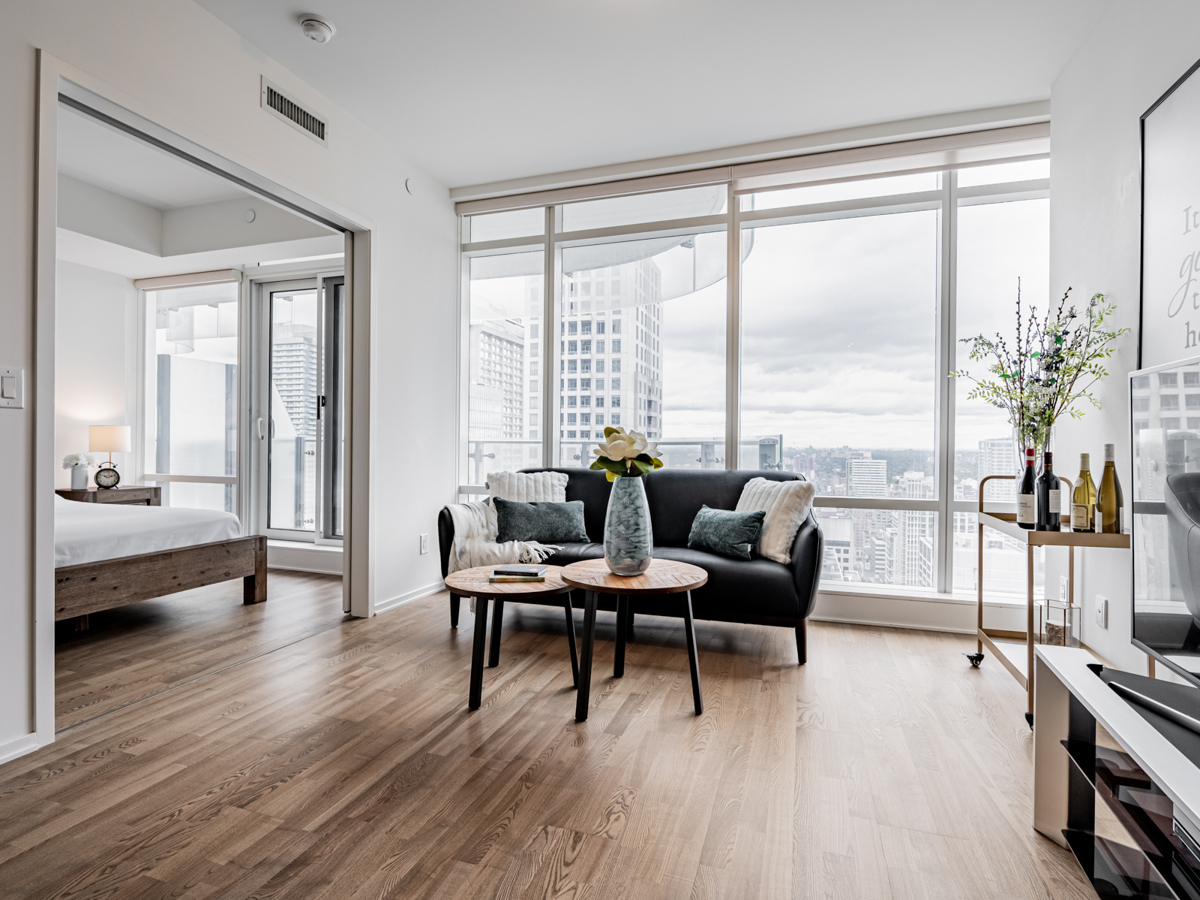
494, 498, 589, 543
687, 505, 766, 560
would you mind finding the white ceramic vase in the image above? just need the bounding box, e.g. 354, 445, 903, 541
70, 464, 88, 490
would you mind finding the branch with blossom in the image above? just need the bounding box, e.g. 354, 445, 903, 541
951, 283, 1128, 456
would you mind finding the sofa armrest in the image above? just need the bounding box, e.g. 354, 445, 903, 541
788, 512, 823, 619
437, 506, 455, 579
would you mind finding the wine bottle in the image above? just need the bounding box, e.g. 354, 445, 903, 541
1098, 443, 1124, 534
1071, 453, 1096, 532
1036, 451, 1061, 531
1017, 447, 1036, 529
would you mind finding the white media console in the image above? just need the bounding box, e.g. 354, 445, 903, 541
1033, 646, 1200, 897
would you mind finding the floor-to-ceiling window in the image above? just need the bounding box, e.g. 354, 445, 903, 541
458, 152, 1050, 597
144, 281, 240, 512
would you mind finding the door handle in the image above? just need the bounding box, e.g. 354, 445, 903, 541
256, 416, 266, 440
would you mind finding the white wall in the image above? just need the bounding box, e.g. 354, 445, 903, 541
1050, 1, 1200, 672
0, 1, 457, 764
54, 260, 136, 488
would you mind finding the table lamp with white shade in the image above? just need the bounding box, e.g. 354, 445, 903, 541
89, 425, 131, 489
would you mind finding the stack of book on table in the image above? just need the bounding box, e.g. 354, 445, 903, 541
489, 565, 548, 583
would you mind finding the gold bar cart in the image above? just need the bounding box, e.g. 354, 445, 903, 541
972, 474, 1130, 726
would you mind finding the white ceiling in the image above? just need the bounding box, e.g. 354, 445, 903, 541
193, 0, 1110, 189
58, 106, 248, 209
57, 227, 344, 280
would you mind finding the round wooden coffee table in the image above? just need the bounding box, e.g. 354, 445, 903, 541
443, 565, 577, 710
561, 558, 708, 722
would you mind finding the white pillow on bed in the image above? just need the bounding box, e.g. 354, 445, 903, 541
487, 471, 568, 503
735, 477, 815, 564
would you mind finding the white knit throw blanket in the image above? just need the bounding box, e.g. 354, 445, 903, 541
444, 501, 560, 574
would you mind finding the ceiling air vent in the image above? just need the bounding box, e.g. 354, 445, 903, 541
261, 77, 327, 145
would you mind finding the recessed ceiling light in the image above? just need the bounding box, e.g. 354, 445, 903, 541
299, 15, 336, 44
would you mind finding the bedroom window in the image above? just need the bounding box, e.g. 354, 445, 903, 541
144, 281, 240, 513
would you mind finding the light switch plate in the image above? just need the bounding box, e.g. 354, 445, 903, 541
419, 533, 429, 555
1096, 595, 1108, 629
0, 366, 24, 408
1059, 575, 1069, 604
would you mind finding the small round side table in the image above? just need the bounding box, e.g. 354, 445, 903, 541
443, 565, 577, 710
561, 558, 708, 722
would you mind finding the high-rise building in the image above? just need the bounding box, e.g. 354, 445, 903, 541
469, 318, 525, 440
848, 454, 887, 498
545, 256, 663, 461
979, 435, 1016, 500
270, 324, 319, 441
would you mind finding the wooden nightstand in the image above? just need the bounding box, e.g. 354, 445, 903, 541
55, 485, 161, 506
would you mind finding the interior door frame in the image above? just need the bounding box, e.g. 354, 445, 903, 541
32, 51, 375, 749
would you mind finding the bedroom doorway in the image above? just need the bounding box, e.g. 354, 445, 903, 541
40, 70, 372, 739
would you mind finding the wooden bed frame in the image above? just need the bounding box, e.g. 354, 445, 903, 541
54, 535, 267, 621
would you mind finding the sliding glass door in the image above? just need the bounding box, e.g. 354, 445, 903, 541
257, 276, 345, 542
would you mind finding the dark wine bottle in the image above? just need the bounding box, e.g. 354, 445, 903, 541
1036, 451, 1060, 531
1017, 447, 1036, 529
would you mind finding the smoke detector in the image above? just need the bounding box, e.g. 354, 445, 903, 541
299, 15, 335, 43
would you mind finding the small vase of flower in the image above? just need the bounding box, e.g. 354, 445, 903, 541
590, 427, 664, 576
62, 453, 95, 490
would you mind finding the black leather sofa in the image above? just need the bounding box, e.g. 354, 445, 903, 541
438, 468, 823, 664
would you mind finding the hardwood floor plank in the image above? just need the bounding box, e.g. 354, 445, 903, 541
0, 580, 1097, 899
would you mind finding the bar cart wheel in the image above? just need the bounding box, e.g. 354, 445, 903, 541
965, 652, 984, 668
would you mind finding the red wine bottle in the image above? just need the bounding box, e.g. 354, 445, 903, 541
1036, 451, 1060, 531
1017, 447, 1036, 529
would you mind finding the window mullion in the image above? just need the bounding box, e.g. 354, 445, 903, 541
542, 206, 560, 468
726, 183, 741, 470
934, 171, 959, 594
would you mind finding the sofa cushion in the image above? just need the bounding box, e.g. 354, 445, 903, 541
494, 499, 588, 543
542, 542, 604, 566
687, 505, 765, 560
488, 470, 568, 502
736, 477, 816, 564
652, 547, 801, 620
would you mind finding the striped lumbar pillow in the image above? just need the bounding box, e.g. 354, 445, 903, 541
487, 470, 569, 503
734, 477, 816, 564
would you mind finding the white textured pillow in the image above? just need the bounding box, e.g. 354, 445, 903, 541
487, 471, 569, 503
735, 477, 816, 564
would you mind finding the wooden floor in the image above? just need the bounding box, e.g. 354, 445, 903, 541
0, 573, 1096, 899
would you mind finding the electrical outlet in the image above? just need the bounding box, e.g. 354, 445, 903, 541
1059, 575, 1069, 604
419, 533, 429, 555
1096, 595, 1108, 629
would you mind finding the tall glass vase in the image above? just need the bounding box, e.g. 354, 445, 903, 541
603, 475, 653, 576
1014, 426, 1053, 480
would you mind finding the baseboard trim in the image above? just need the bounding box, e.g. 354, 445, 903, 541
266, 541, 343, 576
0, 733, 40, 767
375, 581, 444, 616
811, 590, 1028, 636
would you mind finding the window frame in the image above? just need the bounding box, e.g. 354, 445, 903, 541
458, 165, 1049, 595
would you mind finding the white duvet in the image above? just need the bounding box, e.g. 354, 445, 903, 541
54, 495, 243, 568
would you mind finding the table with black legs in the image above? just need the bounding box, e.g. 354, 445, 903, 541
561, 558, 707, 722
443, 565, 578, 710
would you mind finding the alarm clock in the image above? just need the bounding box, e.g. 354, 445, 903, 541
95, 463, 121, 489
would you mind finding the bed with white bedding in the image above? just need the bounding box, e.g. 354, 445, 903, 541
54, 495, 267, 620
54, 495, 242, 567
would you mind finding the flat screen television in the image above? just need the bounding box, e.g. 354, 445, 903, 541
1132, 356, 1200, 686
